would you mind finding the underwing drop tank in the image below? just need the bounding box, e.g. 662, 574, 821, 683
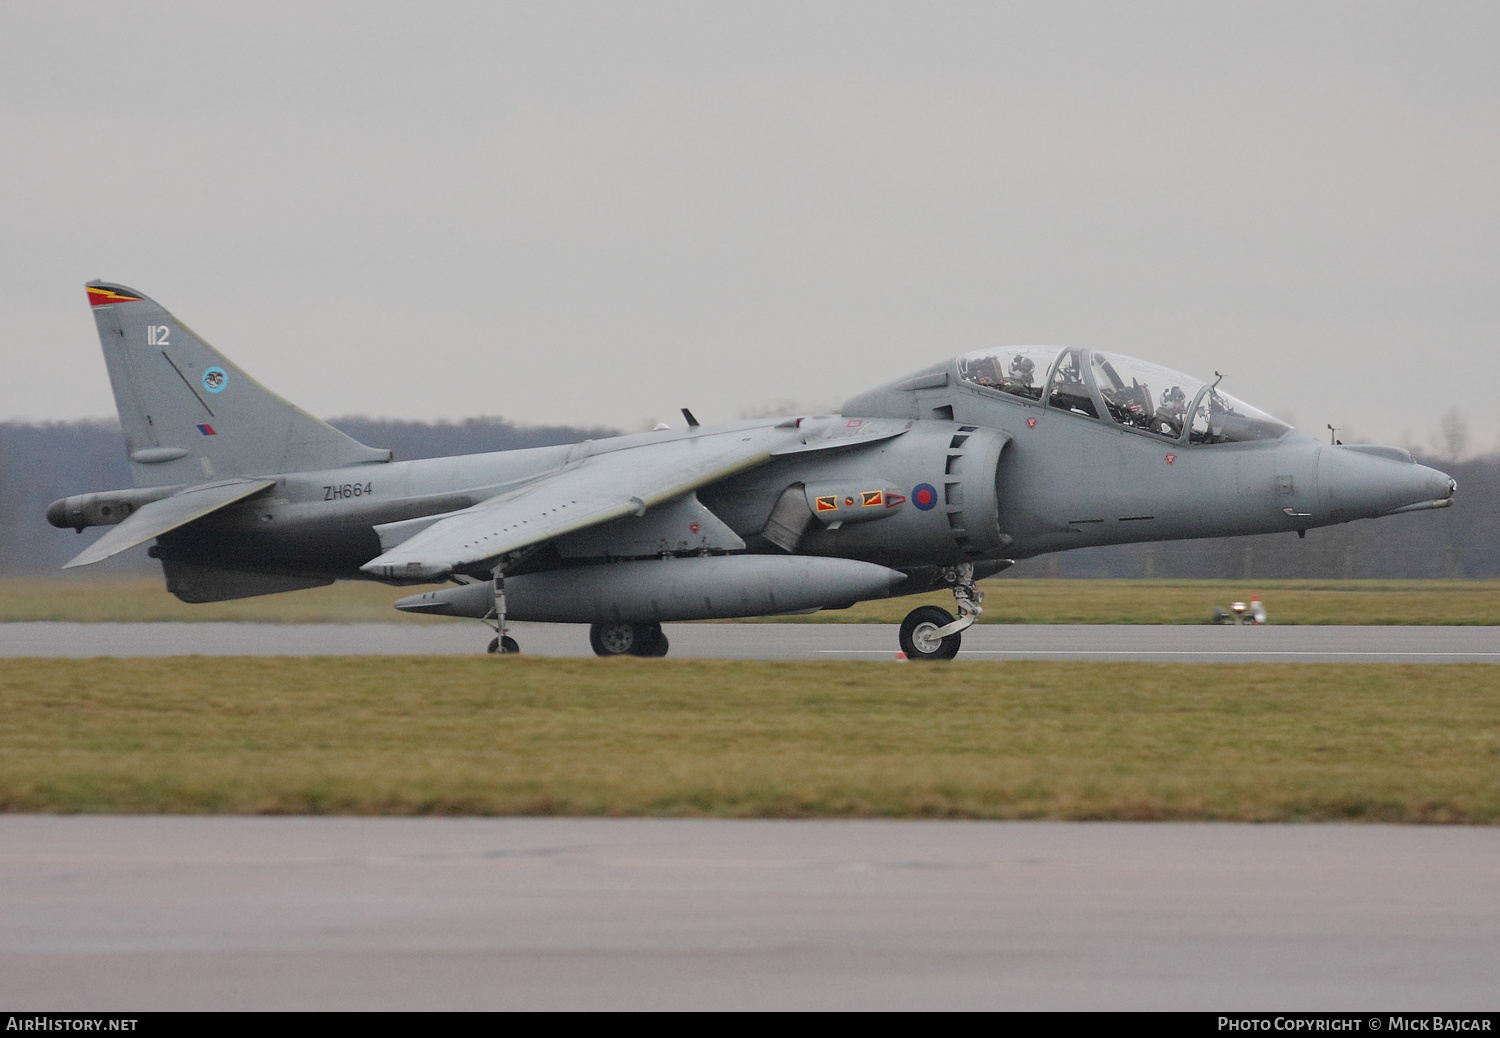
394, 554, 908, 623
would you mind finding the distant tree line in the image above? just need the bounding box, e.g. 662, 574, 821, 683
2, 419, 1494, 579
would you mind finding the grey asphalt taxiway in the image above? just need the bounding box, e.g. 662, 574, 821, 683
3, 621, 1500, 660
2, 817, 1497, 1010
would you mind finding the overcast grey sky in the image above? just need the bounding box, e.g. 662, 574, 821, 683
3, 1, 1496, 451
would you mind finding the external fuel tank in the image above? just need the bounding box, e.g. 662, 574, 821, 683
394, 554, 909, 623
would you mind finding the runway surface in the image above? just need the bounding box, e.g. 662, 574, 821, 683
3, 620, 1500, 661
2, 817, 1496, 1010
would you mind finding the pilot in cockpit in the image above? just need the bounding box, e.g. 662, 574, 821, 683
1006, 354, 1035, 389
1008, 357, 1032, 390
1159, 385, 1187, 423
1153, 384, 1188, 438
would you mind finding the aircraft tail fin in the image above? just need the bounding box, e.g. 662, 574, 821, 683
85, 282, 390, 487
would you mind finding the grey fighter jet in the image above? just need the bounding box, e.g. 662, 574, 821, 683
50, 283, 1456, 659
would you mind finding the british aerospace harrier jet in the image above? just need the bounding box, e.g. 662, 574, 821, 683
50, 282, 1456, 659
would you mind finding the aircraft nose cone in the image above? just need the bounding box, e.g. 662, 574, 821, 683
1388, 460, 1454, 513
1410, 463, 1455, 505
1319, 448, 1455, 521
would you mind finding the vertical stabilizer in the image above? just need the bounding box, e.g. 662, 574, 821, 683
86, 282, 390, 486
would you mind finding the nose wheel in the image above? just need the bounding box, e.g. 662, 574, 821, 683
898, 563, 985, 661
589, 622, 670, 657
487, 635, 520, 654
900, 606, 962, 660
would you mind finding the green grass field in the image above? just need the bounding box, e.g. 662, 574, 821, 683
2, 657, 1496, 821
3, 576, 1499, 625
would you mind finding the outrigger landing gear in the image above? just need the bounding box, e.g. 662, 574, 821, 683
898, 563, 984, 661
589, 621, 670, 658
482, 570, 520, 654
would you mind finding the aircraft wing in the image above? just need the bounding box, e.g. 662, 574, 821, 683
360, 418, 913, 581
361, 431, 774, 581
63, 478, 277, 569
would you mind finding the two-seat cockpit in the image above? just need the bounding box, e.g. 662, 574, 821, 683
956, 346, 1291, 445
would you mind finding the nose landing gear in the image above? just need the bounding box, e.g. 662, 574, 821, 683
898, 563, 984, 661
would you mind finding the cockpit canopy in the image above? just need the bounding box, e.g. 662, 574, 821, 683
956, 346, 1291, 445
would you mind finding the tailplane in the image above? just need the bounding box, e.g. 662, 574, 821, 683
86, 281, 390, 487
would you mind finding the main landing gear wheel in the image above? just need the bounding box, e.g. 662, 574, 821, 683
486, 636, 520, 655
640, 628, 669, 657
900, 606, 962, 661
589, 622, 669, 658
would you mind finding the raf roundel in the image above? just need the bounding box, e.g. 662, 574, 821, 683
912, 483, 938, 511
202, 367, 228, 394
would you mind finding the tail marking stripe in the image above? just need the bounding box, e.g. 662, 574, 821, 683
158, 350, 216, 417
86, 287, 142, 307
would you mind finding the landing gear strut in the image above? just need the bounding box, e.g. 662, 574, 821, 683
482, 570, 520, 654
898, 563, 983, 661
589, 621, 670, 657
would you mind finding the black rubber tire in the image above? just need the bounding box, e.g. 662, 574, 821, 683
487, 636, 520, 654
487, 637, 500, 654
632, 624, 669, 657
899, 605, 962, 661
589, 622, 639, 657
